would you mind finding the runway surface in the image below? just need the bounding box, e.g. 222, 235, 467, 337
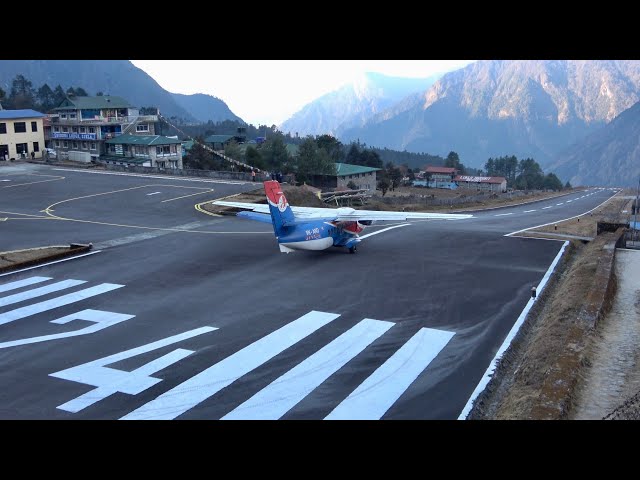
0, 163, 618, 419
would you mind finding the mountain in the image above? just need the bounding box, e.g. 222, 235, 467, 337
279, 72, 440, 137
170, 92, 242, 123
0, 60, 243, 124
549, 100, 640, 187
339, 60, 640, 171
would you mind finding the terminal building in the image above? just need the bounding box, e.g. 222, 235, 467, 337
44, 95, 159, 164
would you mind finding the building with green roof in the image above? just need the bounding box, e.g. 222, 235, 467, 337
309, 162, 381, 191
45, 95, 160, 164
103, 134, 183, 169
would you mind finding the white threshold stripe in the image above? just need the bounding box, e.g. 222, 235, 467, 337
325, 327, 455, 420
222, 319, 394, 420
556, 203, 564, 205
494, 213, 513, 216
121, 310, 341, 420
523, 210, 536, 213
0, 283, 124, 325
0, 250, 101, 277
359, 224, 410, 239
542, 206, 552, 209
0, 276, 51, 293
457, 241, 569, 419
0, 279, 86, 307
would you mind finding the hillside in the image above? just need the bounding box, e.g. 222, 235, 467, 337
171, 92, 243, 123
339, 60, 640, 176
549, 100, 640, 187
280, 72, 439, 137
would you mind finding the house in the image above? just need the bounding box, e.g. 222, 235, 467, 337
0, 109, 46, 161
103, 134, 183, 169
455, 175, 507, 192
413, 166, 459, 189
309, 162, 381, 191
204, 134, 234, 150
44, 95, 158, 163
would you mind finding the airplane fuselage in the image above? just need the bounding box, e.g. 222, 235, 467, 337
277, 220, 364, 252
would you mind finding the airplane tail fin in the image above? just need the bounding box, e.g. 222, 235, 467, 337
264, 180, 295, 236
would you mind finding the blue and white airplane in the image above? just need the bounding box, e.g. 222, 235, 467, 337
213, 180, 473, 253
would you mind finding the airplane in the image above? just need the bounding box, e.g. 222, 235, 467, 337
212, 180, 473, 253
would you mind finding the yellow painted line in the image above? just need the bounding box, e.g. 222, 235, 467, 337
195, 201, 223, 217
161, 188, 215, 203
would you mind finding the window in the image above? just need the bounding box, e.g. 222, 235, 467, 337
72, 142, 78, 149
69, 113, 76, 119
63, 127, 68, 133
14, 122, 27, 133
82, 142, 88, 149
53, 126, 59, 132
33, 142, 39, 152
63, 141, 68, 148
55, 141, 60, 147
0, 123, 6, 134
60, 114, 67, 119
72, 127, 78, 133
156, 145, 171, 156
16, 143, 28, 154
80, 127, 86, 133
90, 142, 96, 151
136, 124, 149, 132
89, 127, 95, 133
31, 121, 38, 132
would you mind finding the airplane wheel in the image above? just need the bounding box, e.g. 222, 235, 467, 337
349, 246, 357, 254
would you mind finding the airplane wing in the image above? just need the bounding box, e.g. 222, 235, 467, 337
212, 201, 473, 221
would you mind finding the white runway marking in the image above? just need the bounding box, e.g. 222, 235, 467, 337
523, 210, 536, 213
146, 192, 161, 196
495, 213, 513, 216
0, 283, 124, 325
121, 310, 340, 420
52, 327, 215, 413
0, 276, 51, 293
0, 251, 101, 277
556, 203, 564, 205
0, 279, 86, 307
359, 224, 410, 239
542, 206, 552, 209
326, 327, 455, 420
222, 319, 394, 420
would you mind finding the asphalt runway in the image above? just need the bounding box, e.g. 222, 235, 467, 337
0, 163, 618, 419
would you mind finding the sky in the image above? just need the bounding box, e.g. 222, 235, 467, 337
130, 60, 475, 127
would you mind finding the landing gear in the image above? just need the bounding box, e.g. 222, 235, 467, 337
349, 245, 357, 254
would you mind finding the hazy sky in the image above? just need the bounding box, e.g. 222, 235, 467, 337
130, 60, 475, 127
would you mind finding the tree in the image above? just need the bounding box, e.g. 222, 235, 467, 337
385, 162, 403, 191
36, 84, 56, 113
0, 87, 6, 107
564, 181, 572, 189
96, 91, 104, 96
66, 87, 76, 97
315, 134, 344, 162
224, 140, 242, 162
295, 137, 336, 184
52, 85, 67, 107
260, 136, 290, 173
245, 146, 266, 171
8, 74, 36, 109
347, 181, 358, 190
377, 178, 391, 196
74, 87, 88, 96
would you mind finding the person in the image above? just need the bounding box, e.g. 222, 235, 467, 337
271, 172, 276, 181
276, 172, 283, 183
31, 151, 35, 160
251, 169, 256, 182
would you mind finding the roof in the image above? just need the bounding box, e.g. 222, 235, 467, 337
104, 134, 182, 146
455, 175, 507, 184
0, 109, 45, 120
335, 163, 382, 176
426, 166, 457, 174
204, 134, 234, 143
54, 95, 133, 111
182, 140, 195, 150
